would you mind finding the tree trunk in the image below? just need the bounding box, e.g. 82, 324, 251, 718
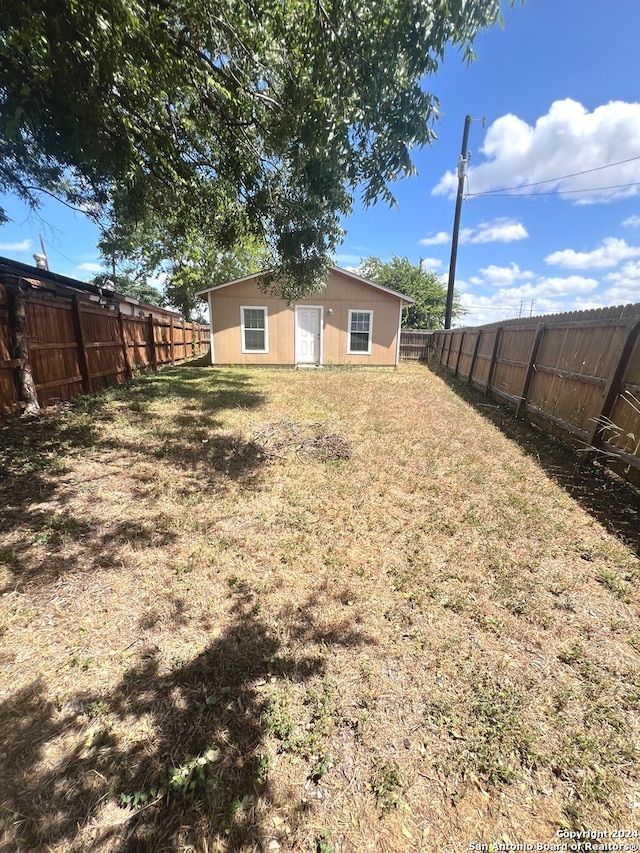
11, 284, 41, 418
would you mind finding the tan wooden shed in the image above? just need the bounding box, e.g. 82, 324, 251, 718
196, 266, 414, 367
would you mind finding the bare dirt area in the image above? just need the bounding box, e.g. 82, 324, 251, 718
0, 362, 639, 853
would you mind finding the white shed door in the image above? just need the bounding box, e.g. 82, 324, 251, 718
295, 307, 321, 363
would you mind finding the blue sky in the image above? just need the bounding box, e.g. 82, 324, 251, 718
2, 0, 640, 326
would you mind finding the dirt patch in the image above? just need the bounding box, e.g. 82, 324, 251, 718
252, 419, 353, 462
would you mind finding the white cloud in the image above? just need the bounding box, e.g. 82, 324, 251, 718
419, 230, 449, 246
506, 276, 599, 299
457, 274, 600, 327
602, 285, 639, 305
0, 239, 33, 252
545, 237, 640, 269
479, 262, 535, 286
433, 99, 640, 204
458, 292, 565, 327
459, 218, 528, 244
419, 257, 443, 270
77, 262, 103, 273
572, 297, 608, 311
603, 260, 640, 304
623, 215, 640, 228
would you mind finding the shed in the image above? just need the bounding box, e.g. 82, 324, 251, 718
197, 266, 414, 366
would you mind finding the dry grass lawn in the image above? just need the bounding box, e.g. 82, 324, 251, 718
1, 361, 639, 853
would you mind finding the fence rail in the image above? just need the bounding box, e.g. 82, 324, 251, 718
0, 282, 210, 413
399, 307, 640, 484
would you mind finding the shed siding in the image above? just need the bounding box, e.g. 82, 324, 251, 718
210, 269, 402, 366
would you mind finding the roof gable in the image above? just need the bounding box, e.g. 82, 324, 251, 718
196, 266, 415, 304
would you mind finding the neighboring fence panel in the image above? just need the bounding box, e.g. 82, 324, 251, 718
402, 304, 640, 483
398, 329, 434, 361
0, 285, 210, 413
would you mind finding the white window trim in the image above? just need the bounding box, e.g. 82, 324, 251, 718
208, 292, 216, 364
347, 309, 373, 355
240, 305, 269, 354
395, 301, 403, 366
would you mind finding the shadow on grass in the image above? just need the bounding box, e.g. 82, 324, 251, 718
0, 596, 374, 852
0, 366, 267, 590
428, 361, 640, 556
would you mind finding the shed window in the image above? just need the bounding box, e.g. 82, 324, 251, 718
348, 310, 373, 354
241, 306, 268, 353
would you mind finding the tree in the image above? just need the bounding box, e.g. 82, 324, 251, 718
361, 256, 464, 329
1, 0, 515, 297
164, 238, 272, 320
97, 217, 272, 320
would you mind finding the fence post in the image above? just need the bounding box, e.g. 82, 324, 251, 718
170, 317, 175, 365
587, 319, 640, 448
516, 323, 545, 418
147, 314, 157, 372
118, 311, 134, 380
485, 326, 502, 396
71, 294, 92, 394
468, 330, 482, 386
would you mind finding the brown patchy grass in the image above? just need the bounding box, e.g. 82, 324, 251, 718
0, 362, 639, 853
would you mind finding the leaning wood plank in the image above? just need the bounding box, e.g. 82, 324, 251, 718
118, 312, 134, 380
10, 283, 41, 417
454, 331, 465, 376
587, 319, 640, 448
467, 331, 482, 386
71, 295, 92, 394
516, 324, 545, 418
485, 327, 502, 396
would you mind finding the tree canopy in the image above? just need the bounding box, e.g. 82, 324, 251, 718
1, 0, 513, 303
361, 255, 464, 329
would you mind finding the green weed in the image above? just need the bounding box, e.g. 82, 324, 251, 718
371, 759, 402, 814
597, 570, 631, 603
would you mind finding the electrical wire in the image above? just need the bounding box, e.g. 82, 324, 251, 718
467, 180, 640, 199
464, 154, 640, 198
44, 241, 84, 267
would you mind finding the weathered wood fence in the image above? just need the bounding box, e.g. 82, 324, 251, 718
399, 304, 640, 481
0, 282, 210, 413
398, 329, 436, 362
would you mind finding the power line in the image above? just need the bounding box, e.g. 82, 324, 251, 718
461, 303, 537, 310
44, 241, 84, 266
467, 180, 640, 199
464, 154, 640, 197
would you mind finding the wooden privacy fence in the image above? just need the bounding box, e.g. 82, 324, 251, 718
400, 304, 640, 481
399, 329, 435, 362
0, 282, 211, 414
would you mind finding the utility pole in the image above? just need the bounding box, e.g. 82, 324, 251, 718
445, 114, 472, 329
